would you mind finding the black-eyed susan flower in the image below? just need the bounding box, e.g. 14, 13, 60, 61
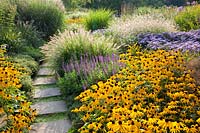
73, 45, 200, 133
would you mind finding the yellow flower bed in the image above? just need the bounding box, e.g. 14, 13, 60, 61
65, 18, 84, 24
73, 46, 200, 133
0, 50, 36, 132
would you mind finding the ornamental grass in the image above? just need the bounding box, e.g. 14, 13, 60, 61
0, 49, 36, 132
108, 13, 177, 42
41, 29, 118, 75
73, 45, 200, 133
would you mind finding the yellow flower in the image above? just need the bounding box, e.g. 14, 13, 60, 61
196, 118, 200, 124
74, 45, 200, 132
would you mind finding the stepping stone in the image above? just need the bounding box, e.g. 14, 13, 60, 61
31, 101, 67, 115
41, 62, 51, 67
29, 119, 72, 133
37, 68, 55, 76
0, 114, 7, 128
33, 77, 56, 86
33, 87, 61, 99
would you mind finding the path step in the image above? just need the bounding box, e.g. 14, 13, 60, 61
31, 101, 67, 115
33, 77, 56, 86
33, 87, 61, 99
37, 68, 55, 76
30, 119, 72, 133
41, 62, 51, 67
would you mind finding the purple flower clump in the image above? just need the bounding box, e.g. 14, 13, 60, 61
137, 29, 200, 52
62, 54, 125, 90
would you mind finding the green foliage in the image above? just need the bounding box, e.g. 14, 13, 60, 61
0, 0, 15, 28
84, 9, 113, 31
16, 22, 45, 48
133, 6, 177, 19
14, 22, 45, 61
20, 75, 33, 93
21, 47, 44, 62
58, 71, 83, 95
8, 54, 39, 93
66, 10, 88, 20
165, 0, 187, 6
128, 0, 165, 7
58, 71, 83, 125
62, 0, 89, 8
0, 0, 45, 59
15, 0, 65, 40
64, 0, 199, 14
175, 4, 200, 31
11, 54, 39, 76
0, 0, 23, 53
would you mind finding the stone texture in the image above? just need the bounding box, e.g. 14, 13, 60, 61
41, 62, 51, 67
0, 114, 7, 128
37, 68, 55, 76
33, 88, 61, 99
31, 101, 67, 115
33, 77, 56, 86
30, 119, 72, 133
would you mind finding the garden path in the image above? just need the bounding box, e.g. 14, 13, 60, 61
29, 62, 72, 133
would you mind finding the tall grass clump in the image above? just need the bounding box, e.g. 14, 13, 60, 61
84, 9, 113, 31
175, 4, 200, 31
41, 29, 118, 75
108, 13, 177, 49
13, 0, 65, 39
16, 22, 44, 49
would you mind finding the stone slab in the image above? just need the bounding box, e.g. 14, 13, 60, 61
37, 68, 55, 76
33, 77, 56, 86
33, 88, 61, 99
0, 114, 7, 128
30, 119, 72, 133
31, 101, 67, 115
41, 62, 51, 67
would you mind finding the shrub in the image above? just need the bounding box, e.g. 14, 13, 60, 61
84, 9, 113, 31
72, 45, 200, 132
41, 29, 118, 75
138, 29, 200, 52
175, 4, 200, 31
0, 0, 23, 53
20, 46, 44, 62
11, 54, 39, 76
16, 21, 45, 48
14, 0, 65, 39
0, 50, 36, 132
0, 0, 15, 29
20, 75, 33, 93
107, 13, 177, 49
